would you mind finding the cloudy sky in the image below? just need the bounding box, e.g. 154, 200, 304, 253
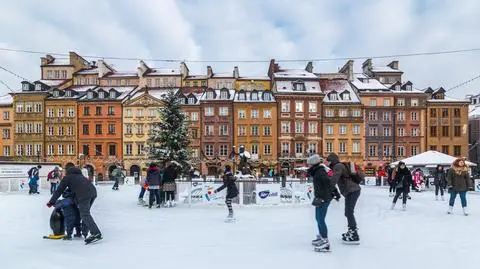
0, 0, 479, 97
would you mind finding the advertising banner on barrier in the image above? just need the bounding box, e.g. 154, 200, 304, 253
203, 183, 225, 204
475, 179, 480, 192
256, 183, 281, 205
365, 177, 376, 186
294, 182, 313, 203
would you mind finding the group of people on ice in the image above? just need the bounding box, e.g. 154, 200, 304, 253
138, 161, 178, 208
387, 158, 473, 215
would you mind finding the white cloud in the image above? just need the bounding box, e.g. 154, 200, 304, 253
0, 0, 479, 97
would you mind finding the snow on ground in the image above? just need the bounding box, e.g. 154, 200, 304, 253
0, 186, 478, 269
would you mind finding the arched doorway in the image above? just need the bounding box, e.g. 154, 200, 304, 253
130, 165, 141, 183
207, 166, 218, 176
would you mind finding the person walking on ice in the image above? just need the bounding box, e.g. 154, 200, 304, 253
214, 165, 239, 222
447, 158, 473, 216
434, 165, 447, 201
390, 162, 412, 211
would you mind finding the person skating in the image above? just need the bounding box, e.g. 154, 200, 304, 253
390, 162, 412, 211
145, 163, 162, 209
137, 174, 147, 206
307, 154, 338, 252
446, 158, 473, 216
214, 165, 239, 221
386, 164, 395, 197
434, 165, 447, 201
54, 188, 82, 240
28, 165, 41, 194
47, 167, 102, 245
111, 165, 124, 191
327, 153, 361, 244
162, 161, 177, 207
47, 167, 61, 195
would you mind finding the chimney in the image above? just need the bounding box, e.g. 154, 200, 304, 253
233, 66, 239, 79
362, 59, 372, 76
137, 60, 149, 77
180, 62, 189, 79
98, 60, 112, 78
267, 59, 276, 78
387, 60, 399, 70
339, 60, 354, 82
305, 62, 313, 73
207, 66, 213, 78
41, 54, 55, 65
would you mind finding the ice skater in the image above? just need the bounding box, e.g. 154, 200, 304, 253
28, 165, 41, 194
145, 163, 162, 209
447, 158, 473, 216
434, 165, 447, 201
390, 162, 412, 211
47, 167, 61, 195
214, 165, 239, 222
162, 161, 177, 207
54, 188, 82, 240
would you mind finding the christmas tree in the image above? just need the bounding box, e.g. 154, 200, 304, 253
147, 89, 191, 173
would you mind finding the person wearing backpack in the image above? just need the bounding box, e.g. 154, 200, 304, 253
326, 153, 361, 244
28, 165, 42, 194
47, 167, 61, 195
390, 162, 412, 211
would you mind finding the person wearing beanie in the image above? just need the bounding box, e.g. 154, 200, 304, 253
390, 162, 412, 210
215, 165, 239, 221
326, 153, 361, 244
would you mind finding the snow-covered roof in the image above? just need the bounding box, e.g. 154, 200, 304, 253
469, 105, 480, 118
351, 74, 389, 91
44, 58, 71, 66
185, 75, 208, 80
48, 85, 94, 99
79, 86, 136, 101
274, 80, 322, 94
428, 96, 469, 103
321, 80, 360, 103
200, 89, 235, 101
75, 68, 99, 75
212, 73, 234, 78
391, 88, 424, 94
237, 76, 271, 81
37, 80, 68, 87
106, 72, 138, 78
273, 69, 317, 79
371, 66, 402, 73
392, 151, 476, 167
234, 90, 276, 103
145, 68, 181, 76
0, 95, 13, 106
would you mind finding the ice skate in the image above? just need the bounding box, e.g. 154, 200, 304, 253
390, 203, 396, 210
85, 234, 102, 245
402, 204, 406, 211
389, 192, 394, 197
63, 234, 72, 241
447, 206, 453, 214
314, 238, 330, 252
435, 196, 438, 201
441, 196, 445, 201
224, 213, 236, 223
137, 198, 145, 206
312, 235, 322, 246
463, 207, 469, 216
342, 228, 360, 245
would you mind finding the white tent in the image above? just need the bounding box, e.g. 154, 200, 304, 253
391, 151, 477, 167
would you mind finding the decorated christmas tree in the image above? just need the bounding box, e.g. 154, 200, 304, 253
147, 89, 191, 173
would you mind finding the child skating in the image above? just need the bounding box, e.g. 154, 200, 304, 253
54, 188, 83, 240
214, 165, 239, 222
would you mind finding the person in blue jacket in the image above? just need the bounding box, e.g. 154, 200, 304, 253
28, 165, 41, 194
54, 188, 82, 240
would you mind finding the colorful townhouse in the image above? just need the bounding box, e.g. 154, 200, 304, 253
0, 95, 13, 160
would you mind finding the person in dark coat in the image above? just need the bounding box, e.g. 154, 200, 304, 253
391, 162, 413, 210
145, 163, 162, 209
47, 167, 102, 244
215, 165, 239, 220
28, 165, 41, 194
162, 161, 178, 207
434, 165, 447, 201
54, 188, 82, 240
327, 153, 361, 244
308, 154, 338, 252
386, 164, 395, 197
447, 158, 473, 216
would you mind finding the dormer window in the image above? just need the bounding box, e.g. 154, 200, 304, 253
206, 91, 214, 100
263, 92, 272, 101
179, 98, 186, 104
22, 84, 30, 91
87, 92, 93, 99
251, 91, 258, 100
35, 84, 42, 91
109, 90, 116, 99
293, 82, 305, 91
65, 91, 72, 97
395, 85, 401, 91
342, 92, 351, 101
406, 85, 412, 91
53, 90, 59, 97
330, 92, 338, 101
220, 90, 228, 99
188, 97, 195, 104
99, 91, 105, 99
238, 92, 246, 100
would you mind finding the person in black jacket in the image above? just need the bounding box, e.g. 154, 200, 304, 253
434, 165, 446, 201
308, 154, 338, 252
146, 163, 162, 209
215, 165, 239, 220
47, 167, 102, 244
162, 161, 178, 207
391, 162, 413, 211
386, 164, 395, 197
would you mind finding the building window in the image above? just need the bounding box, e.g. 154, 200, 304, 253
430, 126, 437, 137
397, 112, 405, 121
281, 142, 290, 154
67, 126, 73, 136
397, 99, 405, 106
454, 145, 461, 156
339, 141, 347, 153
442, 145, 449, 155
370, 99, 377, 106
68, 108, 74, 117
125, 144, 132, 156
95, 124, 102, 135
137, 144, 145, 155
339, 109, 348, 117
430, 145, 437, 151
188, 97, 196, 104
205, 107, 214, 116
82, 124, 89, 135
369, 127, 378, 136
309, 102, 317, 113
411, 146, 418, 156
454, 126, 461, 137
34, 103, 42, 113
442, 126, 449, 137
442, 108, 449, 117
47, 144, 54, 156
368, 145, 377, 157
411, 99, 419, 107
351, 141, 360, 153
136, 109, 144, 117
15, 123, 23, 134
353, 125, 360, 135
58, 145, 64, 155
136, 124, 144, 135
308, 122, 317, 134
125, 109, 132, 117
58, 126, 64, 136
295, 143, 303, 154
16, 144, 24, 156
205, 91, 214, 99
295, 101, 304, 112
83, 107, 90, 116
325, 109, 334, 117
35, 123, 42, 133
98, 91, 105, 99
295, 121, 304, 133
251, 109, 259, 119
37, 145, 43, 156
219, 145, 228, 156
205, 145, 214, 156
251, 125, 259, 136
397, 128, 405, 137
411, 112, 418, 121
3, 146, 10, 156
47, 108, 54, 118
205, 125, 214, 136
340, 125, 347, 134
148, 109, 156, 117
2, 129, 10, 139
238, 110, 246, 119
26, 103, 33, 113
352, 109, 361, 117
16, 103, 24, 113
281, 101, 290, 112
238, 126, 246, 136
108, 106, 114, 115
382, 112, 391, 121
57, 108, 64, 118
430, 108, 437, 118
26, 144, 33, 156
125, 124, 132, 134
219, 107, 229, 116
308, 143, 317, 154
383, 99, 391, 106
263, 125, 271, 136
220, 91, 229, 99
368, 112, 377, 121
383, 127, 391, 137
251, 144, 258, 155
325, 141, 333, 153
412, 128, 419, 137
108, 124, 115, 134
95, 106, 102, 116
263, 109, 272, 119
264, 144, 271, 155
281, 122, 290, 133
25, 123, 33, 133
190, 129, 198, 139
219, 125, 228, 136
190, 112, 198, 121
383, 145, 392, 157
397, 146, 405, 157
454, 108, 461, 118
326, 125, 334, 135
109, 144, 116, 156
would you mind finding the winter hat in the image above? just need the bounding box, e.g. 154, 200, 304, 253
326, 153, 339, 164
307, 154, 323, 165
